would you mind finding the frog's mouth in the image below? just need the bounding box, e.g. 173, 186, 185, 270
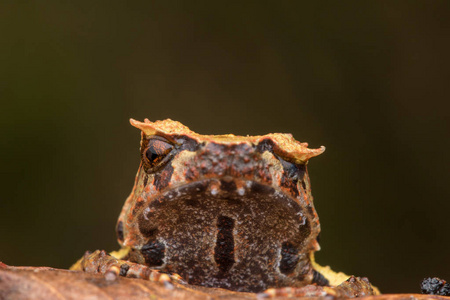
133, 176, 317, 292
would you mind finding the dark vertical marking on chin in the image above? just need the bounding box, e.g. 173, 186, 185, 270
214, 216, 235, 274
279, 242, 299, 274
312, 269, 330, 286
141, 240, 165, 266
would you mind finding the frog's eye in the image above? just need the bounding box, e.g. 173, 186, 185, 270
143, 137, 174, 168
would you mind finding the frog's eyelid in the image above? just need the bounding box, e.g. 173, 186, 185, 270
146, 134, 178, 145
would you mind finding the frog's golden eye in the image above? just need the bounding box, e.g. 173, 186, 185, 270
143, 137, 174, 168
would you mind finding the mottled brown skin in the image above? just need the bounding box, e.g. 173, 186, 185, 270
72, 119, 377, 296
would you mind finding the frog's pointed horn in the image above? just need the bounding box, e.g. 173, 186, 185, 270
304, 145, 326, 161
129, 118, 158, 135
309, 146, 326, 158
269, 133, 326, 164
289, 145, 325, 164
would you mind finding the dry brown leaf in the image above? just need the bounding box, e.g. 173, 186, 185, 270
1, 263, 448, 300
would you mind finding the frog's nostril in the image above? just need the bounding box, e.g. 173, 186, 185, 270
214, 216, 235, 274
219, 178, 237, 192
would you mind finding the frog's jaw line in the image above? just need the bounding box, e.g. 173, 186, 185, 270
128, 178, 319, 292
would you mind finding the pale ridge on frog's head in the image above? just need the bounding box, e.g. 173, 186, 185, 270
129, 118, 325, 164
117, 118, 326, 293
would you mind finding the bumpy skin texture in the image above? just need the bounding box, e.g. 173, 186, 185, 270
72, 119, 377, 295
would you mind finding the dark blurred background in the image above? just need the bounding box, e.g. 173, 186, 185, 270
1, 1, 449, 294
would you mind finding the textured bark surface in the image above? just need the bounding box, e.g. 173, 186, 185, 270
1, 263, 448, 300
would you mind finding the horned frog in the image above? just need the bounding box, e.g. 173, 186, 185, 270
71, 119, 378, 297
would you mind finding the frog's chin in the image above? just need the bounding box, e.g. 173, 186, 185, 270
127, 177, 319, 292
140, 177, 312, 244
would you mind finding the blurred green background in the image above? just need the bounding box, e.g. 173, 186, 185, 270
1, 1, 449, 294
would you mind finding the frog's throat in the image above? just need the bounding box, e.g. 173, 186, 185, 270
121, 177, 321, 292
